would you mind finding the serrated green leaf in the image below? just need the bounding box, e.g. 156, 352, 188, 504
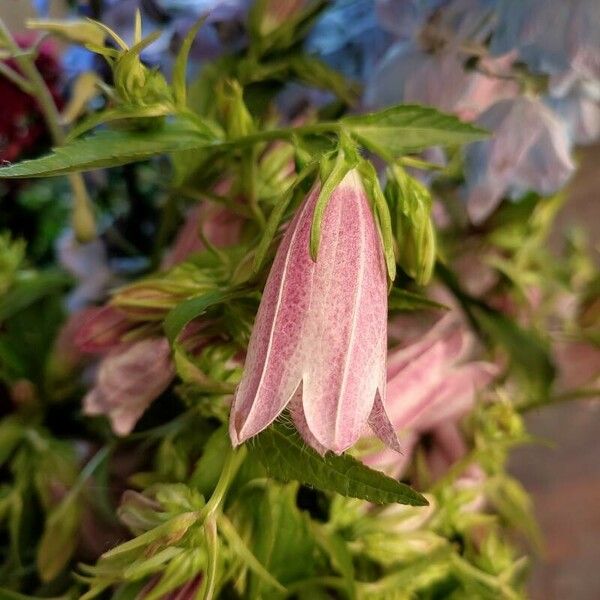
252, 423, 428, 506
0, 122, 216, 178
342, 105, 487, 158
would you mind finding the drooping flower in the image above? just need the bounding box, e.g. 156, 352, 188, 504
364, 315, 498, 477
230, 169, 399, 454
463, 96, 575, 224
83, 338, 175, 436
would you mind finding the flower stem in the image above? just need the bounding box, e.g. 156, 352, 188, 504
199, 445, 247, 521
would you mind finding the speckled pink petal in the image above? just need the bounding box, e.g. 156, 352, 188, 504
301, 171, 389, 454
229, 186, 319, 445
289, 388, 328, 455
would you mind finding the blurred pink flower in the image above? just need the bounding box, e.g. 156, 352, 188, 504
364, 315, 498, 477
83, 338, 174, 436
230, 170, 399, 454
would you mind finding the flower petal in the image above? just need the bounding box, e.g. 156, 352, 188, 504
229, 185, 319, 445
301, 171, 388, 454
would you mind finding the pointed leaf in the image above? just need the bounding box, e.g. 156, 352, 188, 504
252, 423, 428, 506
342, 105, 487, 157
173, 17, 207, 108
0, 123, 215, 178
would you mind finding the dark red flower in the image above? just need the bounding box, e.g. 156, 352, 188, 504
0, 34, 64, 163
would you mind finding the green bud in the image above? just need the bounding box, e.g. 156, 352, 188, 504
385, 166, 436, 285
37, 497, 81, 582
118, 490, 164, 536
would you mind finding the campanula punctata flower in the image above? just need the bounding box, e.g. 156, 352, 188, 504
230, 169, 399, 455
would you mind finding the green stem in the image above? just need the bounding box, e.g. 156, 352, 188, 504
0, 19, 95, 241
0, 61, 33, 93
200, 517, 219, 600
199, 445, 247, 521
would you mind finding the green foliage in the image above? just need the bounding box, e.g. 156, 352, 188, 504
342, 105, 488, 159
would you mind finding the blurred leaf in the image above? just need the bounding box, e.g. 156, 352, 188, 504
389, 288, 448, 311
313, 525, 356, 599
0, 270, 71, 321
252, 423, 428, 506
37, 497, 81, 582
163, 290, 240, 343
342, 105, 487, 158
247, 484, 316, 597
189, 426, 230, 496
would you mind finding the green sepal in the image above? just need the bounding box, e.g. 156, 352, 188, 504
172, 16, 208, 109
309, 143, 360, 261
357, 160, 397, 281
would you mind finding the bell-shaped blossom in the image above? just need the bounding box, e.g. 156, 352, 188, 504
463, 96, 575, 224
84, 338, 175, 436
230, 170, 399, 454
364, 315, 498, 477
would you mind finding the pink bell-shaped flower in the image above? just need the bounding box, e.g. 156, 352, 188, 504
230, 169, 399, 454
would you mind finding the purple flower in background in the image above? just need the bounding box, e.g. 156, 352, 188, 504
230, 170, 399, 455
491, 0, 600, 82
366, 42, 517, 120
375, 0, 446, 39
307, 0, 391, 81
463, 96, 575, 224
